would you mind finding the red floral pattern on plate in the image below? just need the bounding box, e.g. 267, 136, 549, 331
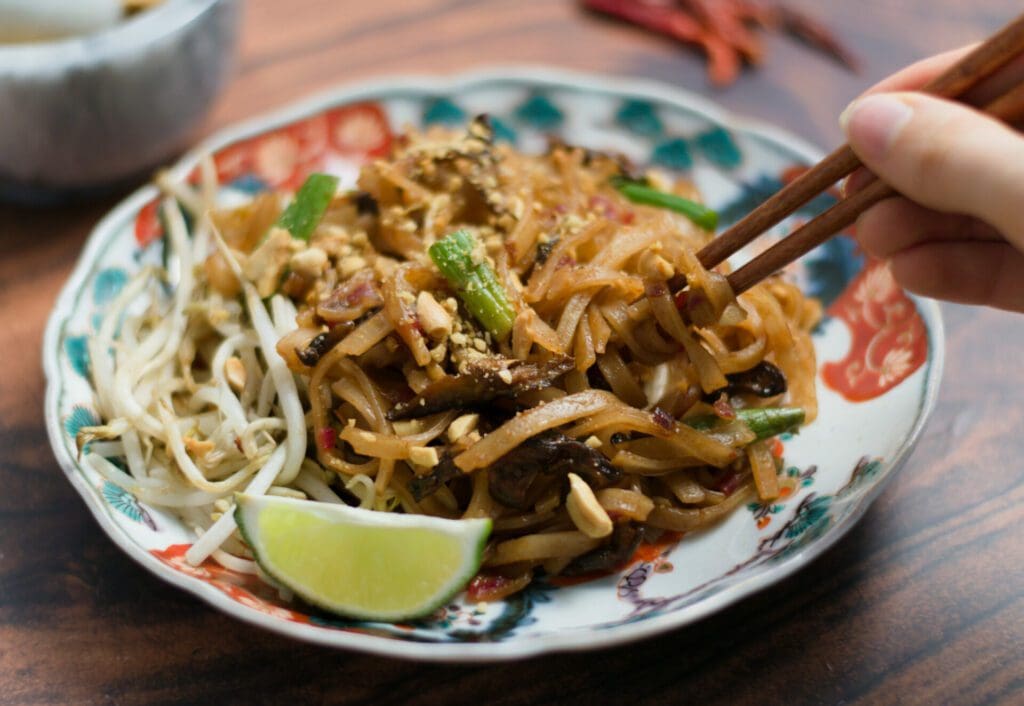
132, 102, 393, 248
821, 261, 928, 401
151, 544, 313, 624
134, 199, 163, 249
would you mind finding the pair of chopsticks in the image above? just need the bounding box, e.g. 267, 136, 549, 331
696, 12, 1024, 295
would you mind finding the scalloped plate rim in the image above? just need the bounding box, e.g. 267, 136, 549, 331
42, 65, 945, 662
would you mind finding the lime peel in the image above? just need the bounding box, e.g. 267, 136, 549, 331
234, 493, 491, 621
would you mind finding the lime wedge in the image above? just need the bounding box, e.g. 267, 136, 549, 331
234, 494, 491, 621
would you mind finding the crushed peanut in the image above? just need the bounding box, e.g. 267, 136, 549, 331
447, 413, 480, 443
224, 356, 247, 392
391, 419, 423, 436
289, 247, 329, 278
184, 436, 214, 458
429, 342, 448, 363
408, 446, 439, 468
416, 291, 453, 340
339, 255, 368, 278
566, 472, 614, 539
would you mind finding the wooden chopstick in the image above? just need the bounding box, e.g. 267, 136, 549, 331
697, 11, 1024, 273
725, 80, 1024, 295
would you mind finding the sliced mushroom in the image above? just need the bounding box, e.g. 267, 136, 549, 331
486, 432, 622, 510
409, 430, 622, 509
560, 523, 642, 576
705, 361, 787, 401
387, 356, 574, 420
408, 453, 462, 501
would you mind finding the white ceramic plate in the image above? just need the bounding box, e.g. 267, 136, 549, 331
43, 68, 942, 661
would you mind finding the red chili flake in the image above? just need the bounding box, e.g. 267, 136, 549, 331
589, 194, 633, 223
345, 282, 374, 306
589, 194, 615, 218
673, 289, 689, 310
711, 393, 735, 420
557, 254, 576, 268
318, 427, 337, 451
684, 291, 707, 316
645, 282, 667, 298
466, 573, 512, 602
652, 407, 675, 430
715, 470, 744, 496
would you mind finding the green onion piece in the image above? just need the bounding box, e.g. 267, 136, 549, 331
428, 230, 515, 339
612, 177, 718, 231
686, 407, 805, 440
276, 173, 340, 241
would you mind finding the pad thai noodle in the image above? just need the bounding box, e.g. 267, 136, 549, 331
79, 116, 820, 602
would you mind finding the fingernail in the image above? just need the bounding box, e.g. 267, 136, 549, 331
839, 95, 914, 162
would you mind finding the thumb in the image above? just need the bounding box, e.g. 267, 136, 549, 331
840, 92, 1024, 247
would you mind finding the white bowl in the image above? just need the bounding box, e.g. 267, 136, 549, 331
0, 0, 239, 203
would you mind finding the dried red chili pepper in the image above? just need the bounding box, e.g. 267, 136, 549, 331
582, 0, 857, 86
772, 4, 861, 72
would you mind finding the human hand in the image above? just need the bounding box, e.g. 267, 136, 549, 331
840, 46, 1024, 311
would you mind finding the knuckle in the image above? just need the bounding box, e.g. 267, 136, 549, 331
909, 137, 952, 187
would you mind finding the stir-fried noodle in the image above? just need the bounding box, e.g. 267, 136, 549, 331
80, 117, 820, 601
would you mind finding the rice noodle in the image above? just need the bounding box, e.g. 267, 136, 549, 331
487, 531, 600, 566
85, 123, 819, 604
454, 390, 618, 471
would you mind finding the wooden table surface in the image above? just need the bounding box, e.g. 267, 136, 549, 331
2, 1, 1022, 704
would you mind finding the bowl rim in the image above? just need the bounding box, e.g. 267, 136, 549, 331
0, 0, 224, 69
42, 65, 945, 662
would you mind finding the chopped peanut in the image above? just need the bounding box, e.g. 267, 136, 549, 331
339, 255, 368, 278
566, 473, 613, 539
408, 446, 439, 468
416, 291, 453, 340
447, 413, 480, 443
184, 436, 215, 458
224, 356, 247, 392
289, 247, 328, 278
391, 419, 423, 436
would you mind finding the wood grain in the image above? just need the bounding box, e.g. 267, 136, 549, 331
1, 2, 1022, 704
